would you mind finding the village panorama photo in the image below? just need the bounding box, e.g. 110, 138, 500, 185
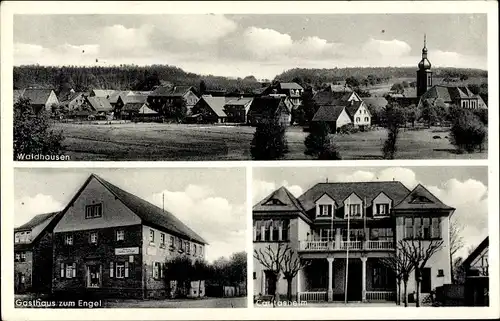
13, 13, 488, 161
13, 168, 247, 308
252, 166, 489, 307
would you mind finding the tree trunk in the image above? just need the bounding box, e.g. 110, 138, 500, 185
198, 280, 201, 298
403, 279, 408, 307
416, 279, 421, 307
450, 254, 455, 284
397, 279, 402, 305
273, 278, 280, 308
286, 278, 293, 301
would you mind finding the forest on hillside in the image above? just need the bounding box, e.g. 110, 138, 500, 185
14, 64, 487, 95
13, 65, 263, 94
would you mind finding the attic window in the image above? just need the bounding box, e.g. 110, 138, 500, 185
264, 198, 285, 206
409, 195, 433, 204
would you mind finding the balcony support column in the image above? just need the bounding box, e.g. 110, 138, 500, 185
327, 257, 334, 302
361, 256, 367, 302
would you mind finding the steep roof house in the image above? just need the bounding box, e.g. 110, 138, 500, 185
85, 96, 114, 116
247, 96, 292, 127
15, 89, 59, 113
190, 96, 228, 123
224, 97, 254, 123
417, 85, 486, 110
15, 211, 63, 293
261, 82, 304, 107
253, 180, 454, 303
148, 86, 200, 115
51, 174, 208, 299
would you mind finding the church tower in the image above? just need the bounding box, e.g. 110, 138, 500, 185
417, 34, 432, 97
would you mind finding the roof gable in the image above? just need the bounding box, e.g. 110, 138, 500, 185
463, 236, 489, 267
201, 96, 228, 117
14, 211, 61, 249
22, 89, 56, 105
393, 184, 454, 211
253, 186, 305, 212
312, 105, 347, 122
86, 96, 113, 112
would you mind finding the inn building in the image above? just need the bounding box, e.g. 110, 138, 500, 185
50, 174, 207, 299
253, 181, 454, 303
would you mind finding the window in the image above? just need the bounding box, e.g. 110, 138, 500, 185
348, 204, 361, 217
253, 272, 257, 280
372, 264, 390, 289
64, 263, 76, 279
319, 204, 332, 217
193, 244, 198, 256
356, 117, 360, 122
65, 234, 73, 245
414, 217, 422, 238
405, 218, 413, 238
15, 253, 21, 262
437, 269, 444, 277
153, 262, 161, 279
431, 218, 441, 238
187, 241, 191, 254
85, 204, 102, 219
149, 229, 155, 243
169, 236, 175, 249
375, 204, 389, 216
364, 117, 369, 122
116, 230, 125, 241
423, 218, 431, 239
160, 233, 166, 248
319, 228, 335, 241
254, 219, 289, 242
14, 233, 20, 243
116, 263, 125, 278
60, 263, 65, 278
370, 228, 393, 241
89, 232, 98, 244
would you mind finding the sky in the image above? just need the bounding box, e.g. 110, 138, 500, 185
253, 166, 488, 260
14, 168, 246, 263
13, 14, 487, 79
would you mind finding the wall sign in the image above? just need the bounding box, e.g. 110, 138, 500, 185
115, 247, 139, 255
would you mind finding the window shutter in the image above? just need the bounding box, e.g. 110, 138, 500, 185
60, 263, 65, 278
110, 262, 114, 278
72, 263, 77, 277
160, 263, 164, 279
124, 262, 129, 278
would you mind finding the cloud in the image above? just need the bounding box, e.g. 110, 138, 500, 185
146, 185, 245, 262
362, 38, 412, 57
155, 14, 237, 45
333, 167, 418, 189
56, 43, 100, 56
290, 36, 343, 58
243, 26, 293, 59
427, 178, 488, 259
14, 43, 49, 58
100, 24, 154, 55
14, 194, 64, 227
252, 179, 303, 204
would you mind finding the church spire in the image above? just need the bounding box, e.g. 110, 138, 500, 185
418, 34, 431, 70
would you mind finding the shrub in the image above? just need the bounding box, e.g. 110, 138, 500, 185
449, 110, 487, 153
337, 123, 359, 135
304, 121, 341, 160
14, 97, 64, 158
250, 119, 289, 160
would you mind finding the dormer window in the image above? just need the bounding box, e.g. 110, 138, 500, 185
349, 204, 361, 216
375, 204, 389, 216
319, 205, 333, 217
264, 198, 284, 206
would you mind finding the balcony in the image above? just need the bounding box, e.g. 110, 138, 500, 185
299, 240, 394, 252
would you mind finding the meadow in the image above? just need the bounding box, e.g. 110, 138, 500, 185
53, 122, 487, 161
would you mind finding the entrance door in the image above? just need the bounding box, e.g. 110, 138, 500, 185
346, 260, 362, 301
264, 270, 277, 295
421, 268, 432, 293
87, 264, 102, 288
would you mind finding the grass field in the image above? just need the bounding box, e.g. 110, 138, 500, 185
52, 122, 487, 161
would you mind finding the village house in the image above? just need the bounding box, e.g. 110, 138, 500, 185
461, 236, 489, 306
417, 85, 487, 110
190, 96, 228, 124
253, 181, 454, 303
51, 174, 207, 299
261, 82, 304, 107
85, 96, 114, 119
14, 211, 61, 294
312, 96, 372, 131
148, 86, 199, 115
247, 96, 292, 127
59, 92, 87, 111
14, 88, 59, 113
114, 95, 150, 120
224, 97, 254, 123
89, 89, 117, 99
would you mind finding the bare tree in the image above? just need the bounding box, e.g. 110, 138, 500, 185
281, 244, 311, 301
380, 240, 416, 307
401, 239, 444, 307
253, 243, 288, 306
449, 219, 464, 283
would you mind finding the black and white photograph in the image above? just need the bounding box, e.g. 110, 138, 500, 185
13, 168, 247, 308
252, 166, 488, 307
12, 13, 488, 161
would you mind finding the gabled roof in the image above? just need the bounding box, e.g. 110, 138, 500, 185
91, 175, 207, 244
225, 97, 254, 106
86, 96, 113, 113
14, 211, 61, 250
199, 96, 228, 117
298, 181, 411, 212
253, 186, 305, 213
123, 102, 147, 112
248, 96, 289, 115
60, 92, 86, 104
421, 85, 475, 102
279, 82, 303, 90
122, 94, 148, 105
91, 89, 117, 98
344, 101, 364, 118
313, 90, 354, 106
462, 236, 489, 268
312, 105, 347, 122
21, 89, 56, 105
393, 183, 454, 211
14, 89, 26, 103
362, 97, 388, 110
150, 85, 197, 97
137, 105, 158, 115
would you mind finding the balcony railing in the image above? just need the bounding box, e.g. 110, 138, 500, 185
298, 291, 327, 302
366, 291, 396, 301
299, 240, 394, 251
